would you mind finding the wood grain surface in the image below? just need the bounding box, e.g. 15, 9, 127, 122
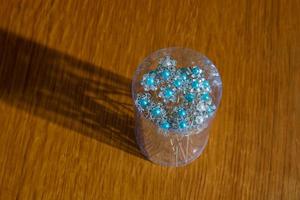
0, 0, 299, 199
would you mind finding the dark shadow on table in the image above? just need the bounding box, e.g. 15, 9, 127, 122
0, 29, 143, 158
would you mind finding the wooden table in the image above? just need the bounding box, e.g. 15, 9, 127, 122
0, 0, 299, 199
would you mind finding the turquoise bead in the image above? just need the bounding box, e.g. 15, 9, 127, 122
179, 121, 188, 129
191, 66, 200, 75
180, 72, 187, 81
185, 93, 195, 102
179, 68, 188, 80
178, 108, 187, 117
160, 121, 170, 130
191, 80, 200, 89
151, 107, 161, 117
164, 88, 173, 99
202, 80, 210, 88
201, 92, 211, 101
161, 69, 171, 80
145, 76, 155, 86
138, 98, 149, 108
173, 78, 182, 87
207, 106, 214, 115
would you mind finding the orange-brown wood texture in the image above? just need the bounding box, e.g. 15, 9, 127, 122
0, 0, 299, 199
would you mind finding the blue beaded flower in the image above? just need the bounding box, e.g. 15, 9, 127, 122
147, 102, 166, 120
158, 87, 177, 103
141, 72, 157, 91
184, 93, 195, 102
160, 69, 171, 80
135, 93, 151, 112
173, 77, 184, 88
177, 107, 187, 118
178, 120, 188, 130
160, 120, 171, 130
178, 68, 189, 81
200, 92, 211, 102
190, 65, 203, 78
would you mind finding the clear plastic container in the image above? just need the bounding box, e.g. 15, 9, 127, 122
132, 47, 222, 167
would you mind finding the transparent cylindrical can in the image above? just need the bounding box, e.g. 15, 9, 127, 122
132, 48, 222, 167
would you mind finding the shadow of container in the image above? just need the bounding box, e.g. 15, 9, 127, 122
0, 29, 143, 159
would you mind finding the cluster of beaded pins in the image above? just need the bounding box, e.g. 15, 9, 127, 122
135, 56, 216, 135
